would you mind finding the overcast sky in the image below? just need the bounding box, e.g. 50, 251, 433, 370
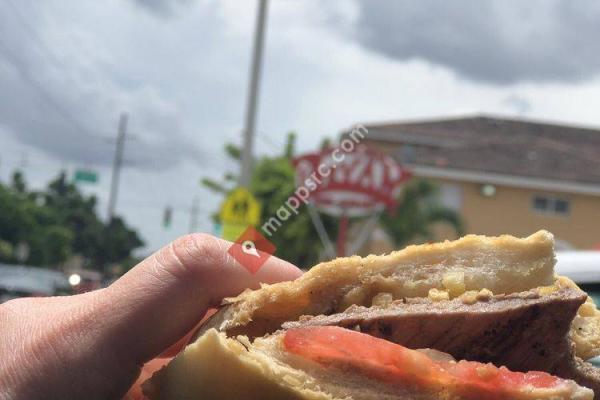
1, 0, 600, 254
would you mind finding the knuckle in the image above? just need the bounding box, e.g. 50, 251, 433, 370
175, 233, 221, 263
158, 233, 224, 279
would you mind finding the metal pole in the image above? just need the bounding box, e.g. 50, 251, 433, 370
336, 212, 349, 257
107, 113, 128, 221
307, 203, 336, 259
240, 0, 268, 187
348, 208, 383, 255
189, 196, 199, 233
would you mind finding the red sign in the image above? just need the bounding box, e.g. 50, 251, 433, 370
293, 145, 411, 217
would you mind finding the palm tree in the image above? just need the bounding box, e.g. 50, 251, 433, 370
380, 179, 464, 247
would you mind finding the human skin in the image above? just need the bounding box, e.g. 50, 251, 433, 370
0, 233, 302, 400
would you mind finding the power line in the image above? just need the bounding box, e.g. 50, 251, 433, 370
189, 196, 201, 233
256, 129, 285, 149
256, 133, 283, 156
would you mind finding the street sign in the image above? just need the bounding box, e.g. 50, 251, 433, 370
221, 222, 248, 242
219, 187, 262, 241
219, 187, 261, 226
74, 169, 98, 184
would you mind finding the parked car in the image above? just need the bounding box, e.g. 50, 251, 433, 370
0, 263, 71, 303
556, 251, 600, 366
556, 251, 600, 303
65, 269, 104, 294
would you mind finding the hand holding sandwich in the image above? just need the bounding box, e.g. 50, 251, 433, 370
145, 231, 600, 400
0, 233, 302, 400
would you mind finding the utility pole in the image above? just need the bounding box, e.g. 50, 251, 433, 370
19, 152, 29, 170
189, 196, 200, 233
240, 0, 268, 187
107, 112, 128, 221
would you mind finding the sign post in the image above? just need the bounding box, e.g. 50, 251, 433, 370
336, 213, 349, 257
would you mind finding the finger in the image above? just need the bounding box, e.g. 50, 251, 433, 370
158, 308, 218, 358
126, 308, 218, 399
95, 233, 302, 365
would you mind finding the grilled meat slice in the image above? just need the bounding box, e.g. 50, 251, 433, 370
283, 288, 600, 394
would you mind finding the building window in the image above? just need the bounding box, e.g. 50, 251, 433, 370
533, 196, 549, 211
532, 195, 570, 216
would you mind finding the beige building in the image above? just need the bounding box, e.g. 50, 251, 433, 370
359, 115, 600, 250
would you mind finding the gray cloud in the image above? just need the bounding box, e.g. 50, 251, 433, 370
351, 0, 600, 84
131, 0, 193, 17
0, 2, 204, 170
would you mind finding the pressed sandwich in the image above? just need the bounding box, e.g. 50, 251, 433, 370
143, 231, 600, 399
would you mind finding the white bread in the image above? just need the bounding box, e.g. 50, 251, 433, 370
145, 231, 600, 399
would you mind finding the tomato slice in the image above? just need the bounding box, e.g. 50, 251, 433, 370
284, 326, 577, 400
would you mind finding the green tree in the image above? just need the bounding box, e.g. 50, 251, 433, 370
0, 179, 30, 247
42, 172, 144, 271
43, 172, 105, 264
380, 179, 464, 247
11, 171, 26, 194
0, 172, 73, 266
0, 171, 143, 271
26, 225, 73, 266
95, 217, 144, 268
0, 239, 12, 259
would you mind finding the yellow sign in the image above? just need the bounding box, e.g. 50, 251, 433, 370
219, 187, 261, 226
221, 222, 247, 242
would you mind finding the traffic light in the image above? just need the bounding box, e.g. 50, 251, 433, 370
163, 206, 172, 228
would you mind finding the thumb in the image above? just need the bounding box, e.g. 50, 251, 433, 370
95, 233, 301, 365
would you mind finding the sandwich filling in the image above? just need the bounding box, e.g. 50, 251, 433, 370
283, 288, 584, 373
284, 326, 593, 400
280, 286, 600, 396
